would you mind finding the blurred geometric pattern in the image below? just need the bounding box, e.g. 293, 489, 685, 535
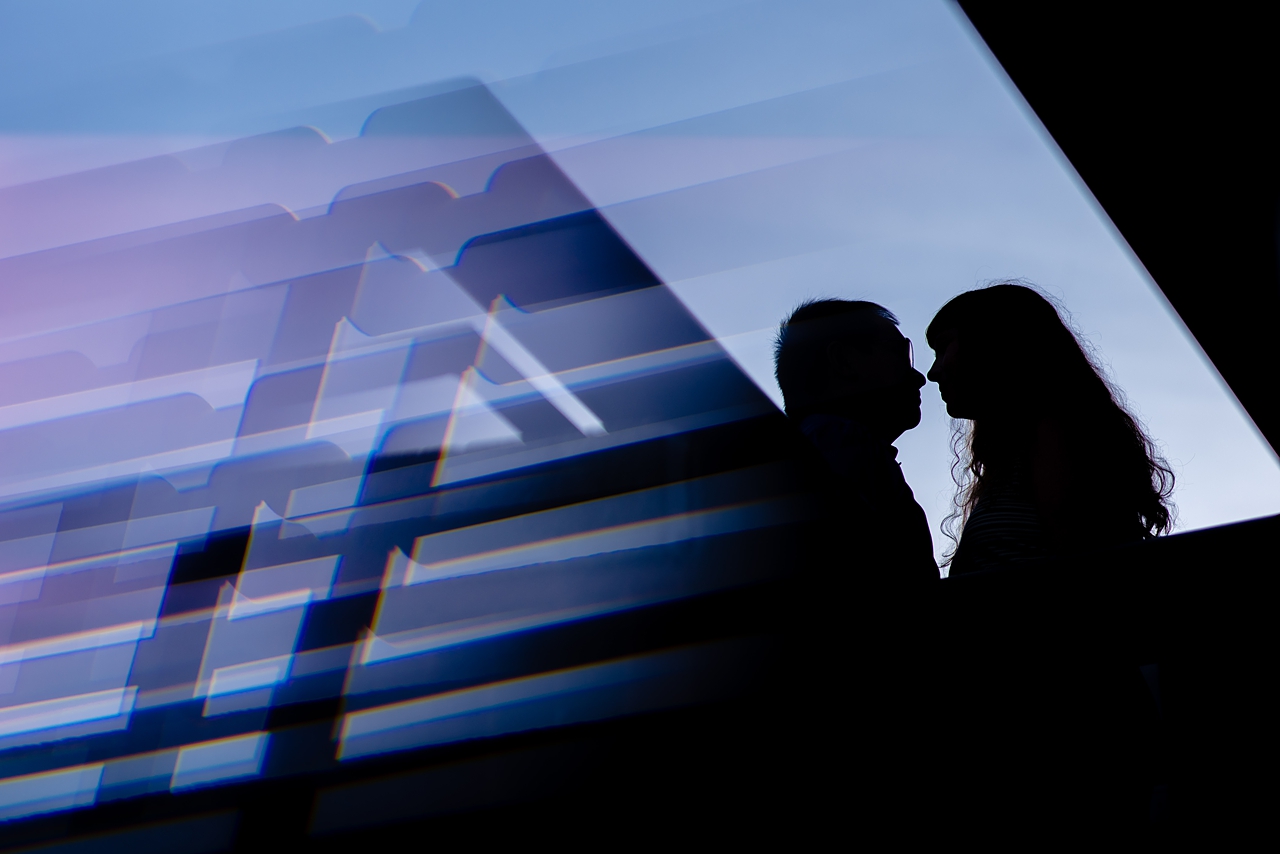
0, 82, 808, 822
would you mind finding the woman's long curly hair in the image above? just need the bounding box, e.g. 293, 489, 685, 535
927, 283, 1175, 559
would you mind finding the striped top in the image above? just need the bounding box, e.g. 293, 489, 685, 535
949, 469, 1050, 575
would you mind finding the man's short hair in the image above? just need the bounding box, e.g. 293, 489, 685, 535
773, 298, 899, 416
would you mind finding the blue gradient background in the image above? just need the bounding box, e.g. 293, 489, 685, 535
8, 0, 1258, 554
0, 0, 1276, 826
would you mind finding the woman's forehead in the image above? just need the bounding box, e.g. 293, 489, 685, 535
926, 326, 958, 348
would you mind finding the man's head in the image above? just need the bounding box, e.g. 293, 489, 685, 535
774, 299, 925, 441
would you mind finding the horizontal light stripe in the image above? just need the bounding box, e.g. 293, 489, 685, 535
0, 540, 175, 589
361, 593, 671, 666
206, 656, 292, 697
0, 621, 153, 666
408, 496, 805, 583
430, 402, 766, 487
342, 656, 654, 746
0, 762, 103, 821
226, 588, 312, 620
170, 732, 269, 790
0, 360, 257, 433
0, 687, 135, 737
0, 437, 237, 501
338, 639, 753, 761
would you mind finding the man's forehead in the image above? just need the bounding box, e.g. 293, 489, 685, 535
839, 313, 904, 345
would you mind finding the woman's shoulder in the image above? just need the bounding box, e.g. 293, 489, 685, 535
951, 479, 1050, 574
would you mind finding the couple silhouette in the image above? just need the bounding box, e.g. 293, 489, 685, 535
774, 283, 1175, 580
767, 284, 1173, 838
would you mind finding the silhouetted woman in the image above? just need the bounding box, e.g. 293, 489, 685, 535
926, 283, 1174, 574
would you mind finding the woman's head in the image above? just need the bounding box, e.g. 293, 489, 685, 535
925, 283, 1100, 420
926, 283, 1175, 543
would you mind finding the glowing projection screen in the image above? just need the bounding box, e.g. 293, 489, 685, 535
0, 0, 1277, 831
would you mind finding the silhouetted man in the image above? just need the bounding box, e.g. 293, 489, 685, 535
774, 299, 937, 583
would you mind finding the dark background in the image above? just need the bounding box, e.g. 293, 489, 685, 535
956, 1, 1280, 453
954, 3, 1277, 842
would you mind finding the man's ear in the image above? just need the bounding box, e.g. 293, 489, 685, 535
824, 339, 861, 382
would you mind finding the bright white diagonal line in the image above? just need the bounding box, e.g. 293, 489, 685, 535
470, 314, 605, 436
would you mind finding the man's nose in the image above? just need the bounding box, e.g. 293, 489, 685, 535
911, 368, 926, 389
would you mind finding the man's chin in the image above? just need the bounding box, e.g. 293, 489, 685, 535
893, 410, 923, 436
